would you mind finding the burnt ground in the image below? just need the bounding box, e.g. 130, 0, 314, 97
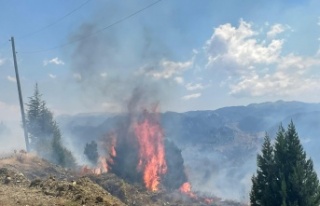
0, 152, 245, 206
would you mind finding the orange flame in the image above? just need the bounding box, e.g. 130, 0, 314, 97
179, 182, 197, 199
81, 134, 117, 176
134, 109, 167, 191
94, 156, 108, 175
179, 182, 216, 205
81, 165, 93, 175
204, 198, 214, 204
107, 135, 117, 165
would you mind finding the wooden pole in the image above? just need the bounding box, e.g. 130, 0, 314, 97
10, 36, 30, 152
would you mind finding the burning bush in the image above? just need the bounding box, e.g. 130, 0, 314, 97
84, 140, 99, 165
108, 109, 167, 191
81, 87, 190, 192
88, 108, 188, 192
162, 139, 188, 190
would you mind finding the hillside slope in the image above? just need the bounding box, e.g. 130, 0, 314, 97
58, 100, 320, 201
0, 153, 244, 206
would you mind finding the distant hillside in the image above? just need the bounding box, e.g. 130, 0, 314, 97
57, 100, 320, 201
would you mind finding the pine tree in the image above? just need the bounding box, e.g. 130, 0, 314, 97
250, 134, 276, 206
250, 122, 320, 206
26, 84, 76, 168
274, 125, 288, 206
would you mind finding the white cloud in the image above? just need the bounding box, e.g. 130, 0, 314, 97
267, 24, 286, 38
49, 74, 57, 79
43, 57, 65, 66
278, 54, 320, 71
318, 17, 320, 26
174, 76, 184, 84
205, 19, 283, 69
144, 59, 193, 79
7, 75, 16, 82
203, 19, 320, 98
185, 83, 205, 91
182, 93, 202, 100
227, 53, 320, 97
229, 71, 319, 97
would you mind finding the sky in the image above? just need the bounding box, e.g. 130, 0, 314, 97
1, 0, 320, 123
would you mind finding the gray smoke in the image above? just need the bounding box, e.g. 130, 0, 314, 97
62, 1, 180, 165
0, 121, 25, 154
64, 0, 179, 109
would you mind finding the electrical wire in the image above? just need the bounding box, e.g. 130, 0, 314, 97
19, 0, 163, 54
17, 0, 93, 39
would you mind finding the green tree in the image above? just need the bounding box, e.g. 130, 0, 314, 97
84, 140, 99, 165
250, 134, 276, 206
26, 84, 76, 168
250, 122, 320, 206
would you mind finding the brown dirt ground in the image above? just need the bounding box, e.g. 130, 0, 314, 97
0, 152, 245, 206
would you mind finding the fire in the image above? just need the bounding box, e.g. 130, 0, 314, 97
110, 138, 116, 157
179, 182, 197, 199
204, 198, 214, 204
81, 134, 117, 175
106, 134, 117, 165
94, 156, 108, 175
81, 105, 168, 192
179, 182, 216, 205
134, 109, 167, 191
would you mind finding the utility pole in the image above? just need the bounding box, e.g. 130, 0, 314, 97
10, 36, 30, 152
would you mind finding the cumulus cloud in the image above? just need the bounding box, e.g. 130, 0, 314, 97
278, 54, 320, 71
229, 71, 319, 97
267, 24, 287, 38
7, 75, 16, 82
205, 19, 283, 69
143, 59, 193, 80
49, 74, 57, 79
185, 83, 205, 91
204, 19, 320, 98
43, 57, 65, 66
182, 93, 201, 100
174, 76, 184, 84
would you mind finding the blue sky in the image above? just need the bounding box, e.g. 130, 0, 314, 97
1, 0, 320, 122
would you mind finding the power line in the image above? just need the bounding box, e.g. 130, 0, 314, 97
17, 0, 93, 39
19, 0, 163, 54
